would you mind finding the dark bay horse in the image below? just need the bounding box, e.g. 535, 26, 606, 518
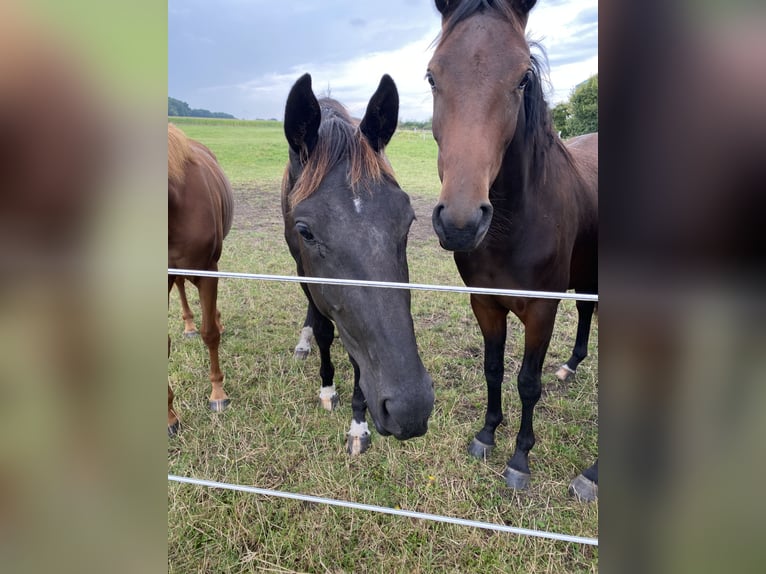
168, 122, 234, 436
282, 73, 435, 454
428, 0, 598, 500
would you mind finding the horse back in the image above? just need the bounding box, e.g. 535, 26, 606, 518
168, 128, 234, 269
564, 132, 598, 292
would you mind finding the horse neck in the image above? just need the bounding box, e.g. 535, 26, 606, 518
492, 129, 568, 218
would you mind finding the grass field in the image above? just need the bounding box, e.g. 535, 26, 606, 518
168, 117, 598, 572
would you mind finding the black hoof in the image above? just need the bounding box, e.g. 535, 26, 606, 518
467, 437, 494, 459
209, 398, 231, 412
502, 466, 531, 490
569, 474, 598, 502
168, 420, 180, 437
346, 433, 371, 456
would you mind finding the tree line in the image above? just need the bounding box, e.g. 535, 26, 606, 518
399, 73, 597, 137
168, 97, 236, 119
551, 74, 597, 138
170, 74, 597, 135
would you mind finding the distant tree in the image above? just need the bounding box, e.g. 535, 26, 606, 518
168, 97, 235, 119
168, 97, 191, 117
398, 118, 432, 131
549, 74, 598, 138
551, 102, 572, 138
567, 75, 598, 136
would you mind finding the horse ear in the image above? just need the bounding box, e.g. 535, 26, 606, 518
513, 0, 537, 17
360, 74, 399, 152
284, 73, 321, 159
434, 0, 451, 17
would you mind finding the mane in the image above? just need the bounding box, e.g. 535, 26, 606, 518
285, 98, 397, 209
168, 123, 192, 186
438, 0, 523, 44
523, 48, 577, 186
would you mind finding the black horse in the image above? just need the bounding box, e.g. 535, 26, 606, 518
282, 73, 435, 454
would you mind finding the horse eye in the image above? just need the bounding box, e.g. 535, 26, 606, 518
295, 222, 314, 242
518, 71, 532, 90
425, 71, 436, 90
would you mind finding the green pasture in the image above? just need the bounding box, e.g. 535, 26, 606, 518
168, 117, 598, 573
169, 116, 442, 195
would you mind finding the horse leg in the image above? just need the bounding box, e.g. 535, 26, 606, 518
175, 276, 198, 337
168, 334, 180, 436
556, 299, 595, 381
346, 354, 371, 455
569, 458, 598, 502
305, 292, 338, 411
196, 275, 229, 412
294, 302, 314, 360
503, 300, 558, 489
168, 277, 180, 436
168, 380, 179, 437
467, 296, 509, 459
215, 309, 224, 335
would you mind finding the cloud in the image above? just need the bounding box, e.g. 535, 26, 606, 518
171, 1, 596, 118
527, 1, 599, 103
204, 29, 438, 121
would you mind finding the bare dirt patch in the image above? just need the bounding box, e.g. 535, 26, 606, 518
231, 183, 438, 246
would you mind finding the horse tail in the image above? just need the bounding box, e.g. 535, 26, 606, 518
219, 168, 234, 239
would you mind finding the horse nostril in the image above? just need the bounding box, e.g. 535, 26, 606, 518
432, 203, 446, 236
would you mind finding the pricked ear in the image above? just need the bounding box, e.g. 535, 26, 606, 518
360, 74, 399, 152
434, 0, 451, 16
284, 73, 321, 160
513, 0, 537, 19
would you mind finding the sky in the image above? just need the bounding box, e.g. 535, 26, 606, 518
169, 0, 597, 121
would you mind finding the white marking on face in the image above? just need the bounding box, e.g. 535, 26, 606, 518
319, 384, 337, 400
353, 197, 363, 213
347, 420, 370, 437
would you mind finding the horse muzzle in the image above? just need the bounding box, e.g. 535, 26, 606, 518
370, 376, 435, 440
432, 201, 493, 251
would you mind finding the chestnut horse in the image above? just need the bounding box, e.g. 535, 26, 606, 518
168, 123, 234, 436
282, 74, 434, 454
428, 0, 598, 500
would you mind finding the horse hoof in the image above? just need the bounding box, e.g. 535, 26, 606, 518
556, 364, 575, 382
208, 398, 231, 412
294, 348, 310, 360
168, 420, 180, 437
183, 330, 198, 339
569, 474, 598, 502
467, 437, 494, 459
346, 433, 371, 456
502, 466, 531, 490
319, 393, 339, 412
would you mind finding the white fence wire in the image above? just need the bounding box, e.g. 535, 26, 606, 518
169, 475, 598, 546
168, 267, 598, 546
168, 268, 599, 302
